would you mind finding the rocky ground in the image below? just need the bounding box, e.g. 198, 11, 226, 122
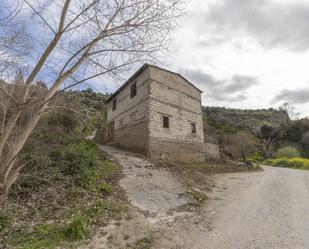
80, 146, 309, 249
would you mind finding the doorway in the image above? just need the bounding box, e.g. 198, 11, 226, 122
107, 121, 115, 143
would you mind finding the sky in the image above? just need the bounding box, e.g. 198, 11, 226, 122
163, 0, 309, 117
1, 0, 308, 117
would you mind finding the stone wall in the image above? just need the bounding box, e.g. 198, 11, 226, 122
149, 138, 206, 162
106, 68, 150, 154
147, 67, 205, 162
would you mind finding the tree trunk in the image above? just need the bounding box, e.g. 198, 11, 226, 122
241, 145, 247, 163
0, 184, 8, 207
0, 108, 44, 206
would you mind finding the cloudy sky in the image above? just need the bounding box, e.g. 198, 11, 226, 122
164, 0, 309, 117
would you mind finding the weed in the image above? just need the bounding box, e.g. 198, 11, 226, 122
64, 214, 90, 241
190, 190, 207, 203
126, 236, 153, 249
0, 213, 10, 232
99, 181, 113, 195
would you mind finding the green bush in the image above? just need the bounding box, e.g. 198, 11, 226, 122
263, 159, 275, 166
273, 158, 289, 167
64, 214, 90, 241
264, 157, 309, 169
191, 190, 207, 203
12, 216, 90, 249
99, 181, 113, 195
248, 151, 264, 163
60, 140, 115, 192
0, 213, 10, 232
47, 112, 78, 133
49, 149, 65, 161
64, 140, 98, 175
276, 146, 300, 158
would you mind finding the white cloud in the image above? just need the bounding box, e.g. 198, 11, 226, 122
166, 0, 309, 117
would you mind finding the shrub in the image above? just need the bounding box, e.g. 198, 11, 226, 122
49, 149, 65, 161
64, 140, 98, 175
191, 190, 207, 203
264, 159, 275, 166
99, 181, 113, 195
264, 157, 309, 169
276, 146, 300, 158
248, 151, 264, 163
64, 214, 90, 241
0, 213, 10, 232
272, 158, 289, 167
61, 140, 115, 192
47, 112, 78, 133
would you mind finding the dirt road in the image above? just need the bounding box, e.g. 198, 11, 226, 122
83, 147, 309, 249
191, 166, 309, 249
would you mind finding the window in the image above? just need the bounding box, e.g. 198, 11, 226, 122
112, 98, 117, 111
191, 123, 196, 134
163, 116, 169, 128
130, 81, 137, 98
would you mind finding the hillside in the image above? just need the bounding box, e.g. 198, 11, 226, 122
203, 107, 289, 134
0, 89, 122, 249
203, 106, 309, 161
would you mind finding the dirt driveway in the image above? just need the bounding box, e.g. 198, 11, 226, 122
83, 146, 309, 249
190, 166, 309, 249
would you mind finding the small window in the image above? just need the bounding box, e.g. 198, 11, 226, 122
191, 123, 196, 133
130, 82, 137, 98
163, 116, 169, 128
112, 98, 117, 111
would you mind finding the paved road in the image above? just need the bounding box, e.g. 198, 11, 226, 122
198, 166, 309, 249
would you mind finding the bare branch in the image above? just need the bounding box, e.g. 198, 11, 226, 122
24, 0, 56, 34
0, 85, 19, 105
43, 105, 80, 114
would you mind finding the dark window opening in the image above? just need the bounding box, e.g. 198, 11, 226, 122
163, 116, 169, 128
191, 123, 196, 133
130, 82, 137, 98
112, 98, 117, 111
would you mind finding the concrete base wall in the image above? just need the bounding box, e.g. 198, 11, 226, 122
148, 138, 206, 162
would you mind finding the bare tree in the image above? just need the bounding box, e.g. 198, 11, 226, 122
279, 102, 300, 122
0, 0, 183, 205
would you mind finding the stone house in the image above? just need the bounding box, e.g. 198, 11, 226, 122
106, 64, 219, 162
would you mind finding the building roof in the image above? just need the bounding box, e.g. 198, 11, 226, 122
106, 63, 203, 103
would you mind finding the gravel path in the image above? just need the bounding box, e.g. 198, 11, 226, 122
193, 166, 309, 249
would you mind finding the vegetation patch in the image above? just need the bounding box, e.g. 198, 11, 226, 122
190, 189, 208, 203
264, 157, 309, 170
276, 146, 300, 158
1, 128, 123, 249
126, 236, 153, 249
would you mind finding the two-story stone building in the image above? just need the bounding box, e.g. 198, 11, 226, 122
106, 64, 219, 162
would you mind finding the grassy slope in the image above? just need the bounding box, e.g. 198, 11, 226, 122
0, 90, 126, 249
0, 132, 124, 249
